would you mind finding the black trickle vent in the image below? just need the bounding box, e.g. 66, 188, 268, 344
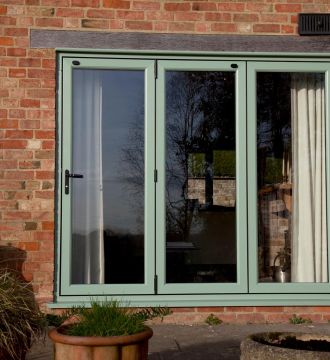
299, 13, 330, 35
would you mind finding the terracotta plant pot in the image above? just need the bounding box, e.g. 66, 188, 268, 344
241, 332, 330, 360
49, 325, 153, 360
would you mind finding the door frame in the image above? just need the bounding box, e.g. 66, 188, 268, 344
60, 57, 156, 296
155, 60, 248, 294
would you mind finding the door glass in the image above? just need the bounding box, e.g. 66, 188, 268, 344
257, 72, 328, 283
165, 70, 237, 283
70, 69, 145, 284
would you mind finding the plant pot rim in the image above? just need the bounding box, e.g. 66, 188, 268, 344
48, 325, 153, 346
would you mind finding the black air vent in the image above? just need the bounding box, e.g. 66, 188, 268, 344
299, 13, 330, 35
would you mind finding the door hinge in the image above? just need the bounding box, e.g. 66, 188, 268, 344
154, 169, 158, 183
154, 274, 158, 294
154, 60, 158, 79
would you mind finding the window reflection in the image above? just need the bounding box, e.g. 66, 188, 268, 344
165, 71, 237, 283
257, 72, 327, 283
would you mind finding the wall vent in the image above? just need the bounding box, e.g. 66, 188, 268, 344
299, 13, 330, 35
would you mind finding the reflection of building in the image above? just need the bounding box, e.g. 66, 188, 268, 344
187, 177, 236, 207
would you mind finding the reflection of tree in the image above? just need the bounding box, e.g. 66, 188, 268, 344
120, 111, 145, 233
166, 71, 235, 241
257, 73, 291, 187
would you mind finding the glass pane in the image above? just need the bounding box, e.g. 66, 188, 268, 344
165, 70, 237, 283
257, 72, 328, 283
70, 69, 145, 284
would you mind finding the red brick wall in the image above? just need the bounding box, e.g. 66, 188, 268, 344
0, 0, 329, 320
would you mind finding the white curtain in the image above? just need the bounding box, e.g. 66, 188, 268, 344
291, 73, 327, 282
71, 70, 105, 284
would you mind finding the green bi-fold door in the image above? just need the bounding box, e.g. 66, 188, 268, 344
60, 56, 248, 297
155, 60, 248, 294
60, 57, 156, 296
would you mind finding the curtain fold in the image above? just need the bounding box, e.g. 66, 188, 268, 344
71, 70, 105, 284
291, 73, 327, 283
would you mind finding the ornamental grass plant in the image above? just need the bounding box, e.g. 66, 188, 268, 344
0, 270, 46, 360
52, 300, 170, 337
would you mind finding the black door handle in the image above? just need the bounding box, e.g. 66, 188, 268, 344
65, 169, 84, 194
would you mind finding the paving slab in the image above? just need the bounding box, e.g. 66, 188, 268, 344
27, 323, 330, 360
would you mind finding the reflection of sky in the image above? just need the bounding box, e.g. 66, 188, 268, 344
73, 70, 144, 235
102, 71, 144, 234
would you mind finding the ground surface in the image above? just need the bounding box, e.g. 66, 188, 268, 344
27, 323, 330, 360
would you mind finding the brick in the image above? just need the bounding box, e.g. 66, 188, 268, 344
9, 109, 25, 119
24, 222, 38, 230
0, 17, 16, 26
0, 37, 14, 46
225, 307, 255, 313
82, 19, 109, 28
146, 11, 173, 21
0, 160, 17, 169
117, 10, 144, 20
0, 181, 24, 190
0, 140, 27, 149
4, 150, 33, 159
4, 191, 32, 200
20, 99, 40, 108
35, 130, 55, 139
35, 18, 63, 27
255, 306, 284, 313
9, 68, 26, 78
35, 150, 54, 159
19, 160, 41, 169
211, 23, 237, 32
132, 1, 160, 10
35, 191, 53, 199
36, 171, 54, 180
175, 12, 203, 22
20, 120, 40, 129
4, 211, 31, 220
18, 58, 41, 68
275, 4, 302, 13
260, 14, 288, 23
246, 3, 273, 12
18, 241, 40, 251
253, 23, 280, 33
72, 0, 99, 6
281, 24, 295, 34
233, 13, 259, 22
218, 3, 245, 12
41, 140, 54, 150
4, 27, 28, 36
169, 22, 195, 32
104, 0, 130, 9
7, 48, 26, 57
28, 69, 54, 79
5, 171, 34, 180
26, 89, 54, 99
192, 2, 217, 11
19, 79, 41, 88
125, 20, 152, 30
56, 8, 84, 17
5, 130, 33, 139
0, 6, 7, 15
164, 3, 190, 11
86, 9, 114, 18
205, 12, 231, 22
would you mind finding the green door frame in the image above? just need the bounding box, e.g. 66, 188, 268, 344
247, 61, 330, 293
60, 57, 156, 296
156, 60, 248, 294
